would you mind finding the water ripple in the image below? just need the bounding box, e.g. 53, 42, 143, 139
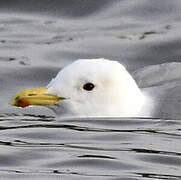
0, 113, 180, 179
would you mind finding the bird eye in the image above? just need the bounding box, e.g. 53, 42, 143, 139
83, 83, 95, 91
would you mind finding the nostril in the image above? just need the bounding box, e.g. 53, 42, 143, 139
28, 94, 37, 96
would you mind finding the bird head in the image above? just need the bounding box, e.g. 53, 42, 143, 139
11, 58, 145, 117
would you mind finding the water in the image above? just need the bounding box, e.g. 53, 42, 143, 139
1, 0, 181, 179
0, 114, 180, 179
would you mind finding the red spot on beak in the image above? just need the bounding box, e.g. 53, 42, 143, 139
17, 100, 30, 108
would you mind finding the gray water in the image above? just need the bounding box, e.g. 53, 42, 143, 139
0, 0, 181, 179
0, 114, 181, 180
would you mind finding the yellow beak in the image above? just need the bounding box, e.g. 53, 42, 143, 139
11, 88, 62, 108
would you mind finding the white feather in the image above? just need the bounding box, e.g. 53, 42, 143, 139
47, 58, 147, 117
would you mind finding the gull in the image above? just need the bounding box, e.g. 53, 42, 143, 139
11, 58, 148, 117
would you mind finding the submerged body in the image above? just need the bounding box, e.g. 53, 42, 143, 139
12, 58, 147, 117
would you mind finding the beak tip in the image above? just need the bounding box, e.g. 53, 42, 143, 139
11, 99, 30, 108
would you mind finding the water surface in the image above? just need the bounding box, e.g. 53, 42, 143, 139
0, 114, 181, 179
1, 0, 181, 179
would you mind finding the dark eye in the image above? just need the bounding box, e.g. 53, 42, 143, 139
83, 83, 95, 91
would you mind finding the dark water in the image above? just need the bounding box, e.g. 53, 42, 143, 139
1, 0, 181, 179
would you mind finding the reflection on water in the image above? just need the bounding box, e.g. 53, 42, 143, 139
0, 114, 180, 179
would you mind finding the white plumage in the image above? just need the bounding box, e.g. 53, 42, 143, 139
46, 58, 147, 117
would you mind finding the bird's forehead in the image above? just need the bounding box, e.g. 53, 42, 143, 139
50, 59, 126, 87
61, 65, 117, 82
64, 61, 122, 77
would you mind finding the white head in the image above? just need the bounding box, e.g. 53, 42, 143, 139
12, 58, 146, 117
46, 58, 146, 117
